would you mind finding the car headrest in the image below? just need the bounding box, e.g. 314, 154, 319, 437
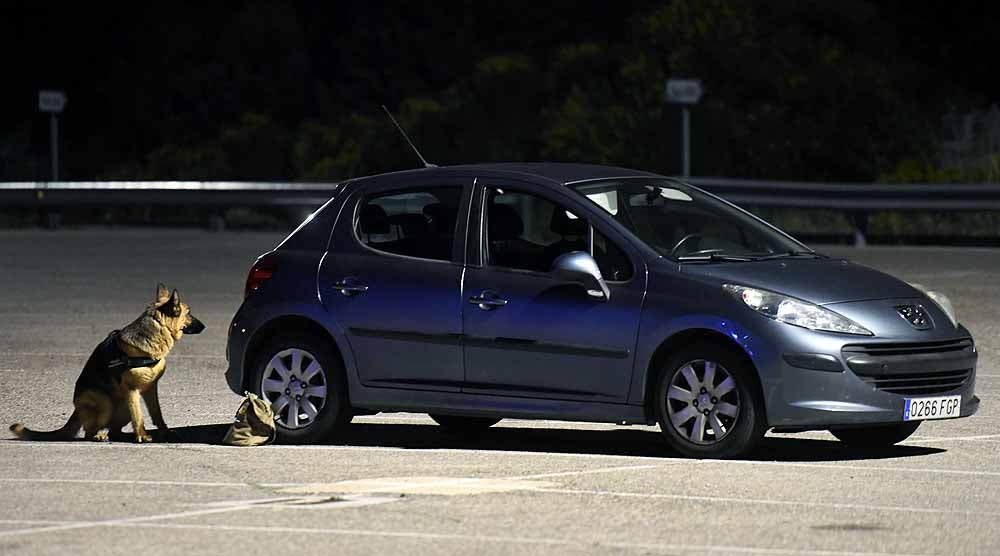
359, 204, 390, 234
488, 203, 524, 241
422, 203, 456, 233
550, 207, 588, 236
390, 213, 429, 237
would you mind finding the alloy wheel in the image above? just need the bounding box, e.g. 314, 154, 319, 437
260, 348, 328, 430
665, 359, 741, 445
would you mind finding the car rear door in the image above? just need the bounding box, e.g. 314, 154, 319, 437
319, 177, 472, 391
461, 178, 646, 402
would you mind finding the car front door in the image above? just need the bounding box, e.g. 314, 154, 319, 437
319, 178, 471, 391
461, 180, 646, 402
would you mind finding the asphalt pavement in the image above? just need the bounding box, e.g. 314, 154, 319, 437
0, 228, 998, 555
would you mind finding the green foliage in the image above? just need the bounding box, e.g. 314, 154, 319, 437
71, 2, 984, 183
880, 155, 1000, 183
138, 144, 231, 180
219, 113, 291, 180
108, 113, 290, 180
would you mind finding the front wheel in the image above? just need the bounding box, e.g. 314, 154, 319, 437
654, 342, 766, 459
829, 422, 921, 447
253, 335, 350, 444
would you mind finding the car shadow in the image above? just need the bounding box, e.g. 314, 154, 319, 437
165, 421, 944, 462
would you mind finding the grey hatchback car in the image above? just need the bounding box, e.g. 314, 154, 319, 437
225, 163, 979, 458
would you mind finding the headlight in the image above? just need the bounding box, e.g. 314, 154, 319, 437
723, 284, 873, 335
908, 283, 958, 328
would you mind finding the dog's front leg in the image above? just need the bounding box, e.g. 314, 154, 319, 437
142, 384, 178, 442
126, 389, 151, 443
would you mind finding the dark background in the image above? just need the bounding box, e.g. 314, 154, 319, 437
2, 1, 998, 183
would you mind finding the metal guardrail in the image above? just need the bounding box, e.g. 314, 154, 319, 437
685, 177, 1000, 211
0, 181, 340, 208
3, 178, 1000, 243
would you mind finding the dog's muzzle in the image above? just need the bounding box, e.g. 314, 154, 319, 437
184, 316, 206, 334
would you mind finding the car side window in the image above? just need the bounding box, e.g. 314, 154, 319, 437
593, 228, 633, 282
485, 188, 633, 281
356, 186, 462, 262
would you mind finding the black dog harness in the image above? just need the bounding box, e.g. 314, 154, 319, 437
73, 330, 160, 397
104, 331, 161, 371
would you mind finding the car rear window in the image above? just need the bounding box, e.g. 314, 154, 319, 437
356, 186, 462, 262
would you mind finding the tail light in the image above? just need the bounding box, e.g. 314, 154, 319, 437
245, 254, 278, 298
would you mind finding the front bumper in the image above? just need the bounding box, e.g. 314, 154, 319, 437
744, 302, 979, 431
759, 327, 978, 429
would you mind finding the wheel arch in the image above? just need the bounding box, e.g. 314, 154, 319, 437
642, 328, 764, 422
242, 314, 349, 395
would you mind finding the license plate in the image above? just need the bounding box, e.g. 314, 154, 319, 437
903, 395, 961, 421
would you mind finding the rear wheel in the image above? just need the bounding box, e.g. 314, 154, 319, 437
253, 335, 350, 444
654, 342, 766, 459
829, 422, 921, 447
429, 414, 501, 434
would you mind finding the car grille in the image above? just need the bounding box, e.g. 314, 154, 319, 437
842, 339, 975, 396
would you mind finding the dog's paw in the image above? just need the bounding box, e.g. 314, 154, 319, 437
135, 433, 153, 443
91, 432, 110, 442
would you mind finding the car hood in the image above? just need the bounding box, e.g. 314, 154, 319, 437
674, 258, 919, 305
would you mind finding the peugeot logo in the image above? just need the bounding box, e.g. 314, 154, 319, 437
895, 305, 932, 330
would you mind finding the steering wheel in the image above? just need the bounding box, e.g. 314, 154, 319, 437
668, 233, 703, 257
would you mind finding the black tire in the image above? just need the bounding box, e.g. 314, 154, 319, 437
429, 414, 501, 434
654, 342, 767, 459
829, 422, 921, 447
252, 334, 350, 444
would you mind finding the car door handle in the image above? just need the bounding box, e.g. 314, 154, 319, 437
332, 279, 369, 296
469, 291, 508, 311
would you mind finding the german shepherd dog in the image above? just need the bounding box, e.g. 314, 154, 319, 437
9, 284, 204, 443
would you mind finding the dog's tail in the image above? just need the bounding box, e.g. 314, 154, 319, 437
9, 410, 82, 441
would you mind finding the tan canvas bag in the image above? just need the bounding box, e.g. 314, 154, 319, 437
222, 392, 276, 446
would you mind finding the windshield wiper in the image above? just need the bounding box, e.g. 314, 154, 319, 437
751, 250, 829, 261
676, 253, 755, 263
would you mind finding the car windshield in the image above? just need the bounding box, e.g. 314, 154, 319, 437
570, 179, 808, 261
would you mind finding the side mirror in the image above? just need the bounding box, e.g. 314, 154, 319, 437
550, 251, 610, 300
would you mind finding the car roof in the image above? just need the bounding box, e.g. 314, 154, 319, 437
350, 162, 664, 187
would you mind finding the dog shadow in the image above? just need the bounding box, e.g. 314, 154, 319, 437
165, 421, 944, 462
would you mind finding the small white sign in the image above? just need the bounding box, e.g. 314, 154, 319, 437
39, 90, 67, 113
665, 79, 703, 104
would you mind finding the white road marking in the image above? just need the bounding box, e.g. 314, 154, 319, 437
0, 494, 398, 538
907, 433, 1000, 442
531, 487, 1000, 517
704, 459, 1000, 478
0, 477, 255, 488
0, 519, 64, 525
510, 463, 662, 480
0, 465, 659, 495
278, 477, 559, 496
9, 440, 1000, 477
88, 522, 932, 556
0, 502, 265, 538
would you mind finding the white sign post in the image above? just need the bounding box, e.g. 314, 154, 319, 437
665, 79, 703, 177
39, 90, 67, 181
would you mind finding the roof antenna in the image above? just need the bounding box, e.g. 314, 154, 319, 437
381, 105, 436, 168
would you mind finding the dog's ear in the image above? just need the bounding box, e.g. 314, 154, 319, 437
155, 283, 170, 304
165, 289, 182, 316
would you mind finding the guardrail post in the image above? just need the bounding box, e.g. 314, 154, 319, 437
209, 211, 225, 232
850, 211, 868, 247
41, 209, 61, 229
